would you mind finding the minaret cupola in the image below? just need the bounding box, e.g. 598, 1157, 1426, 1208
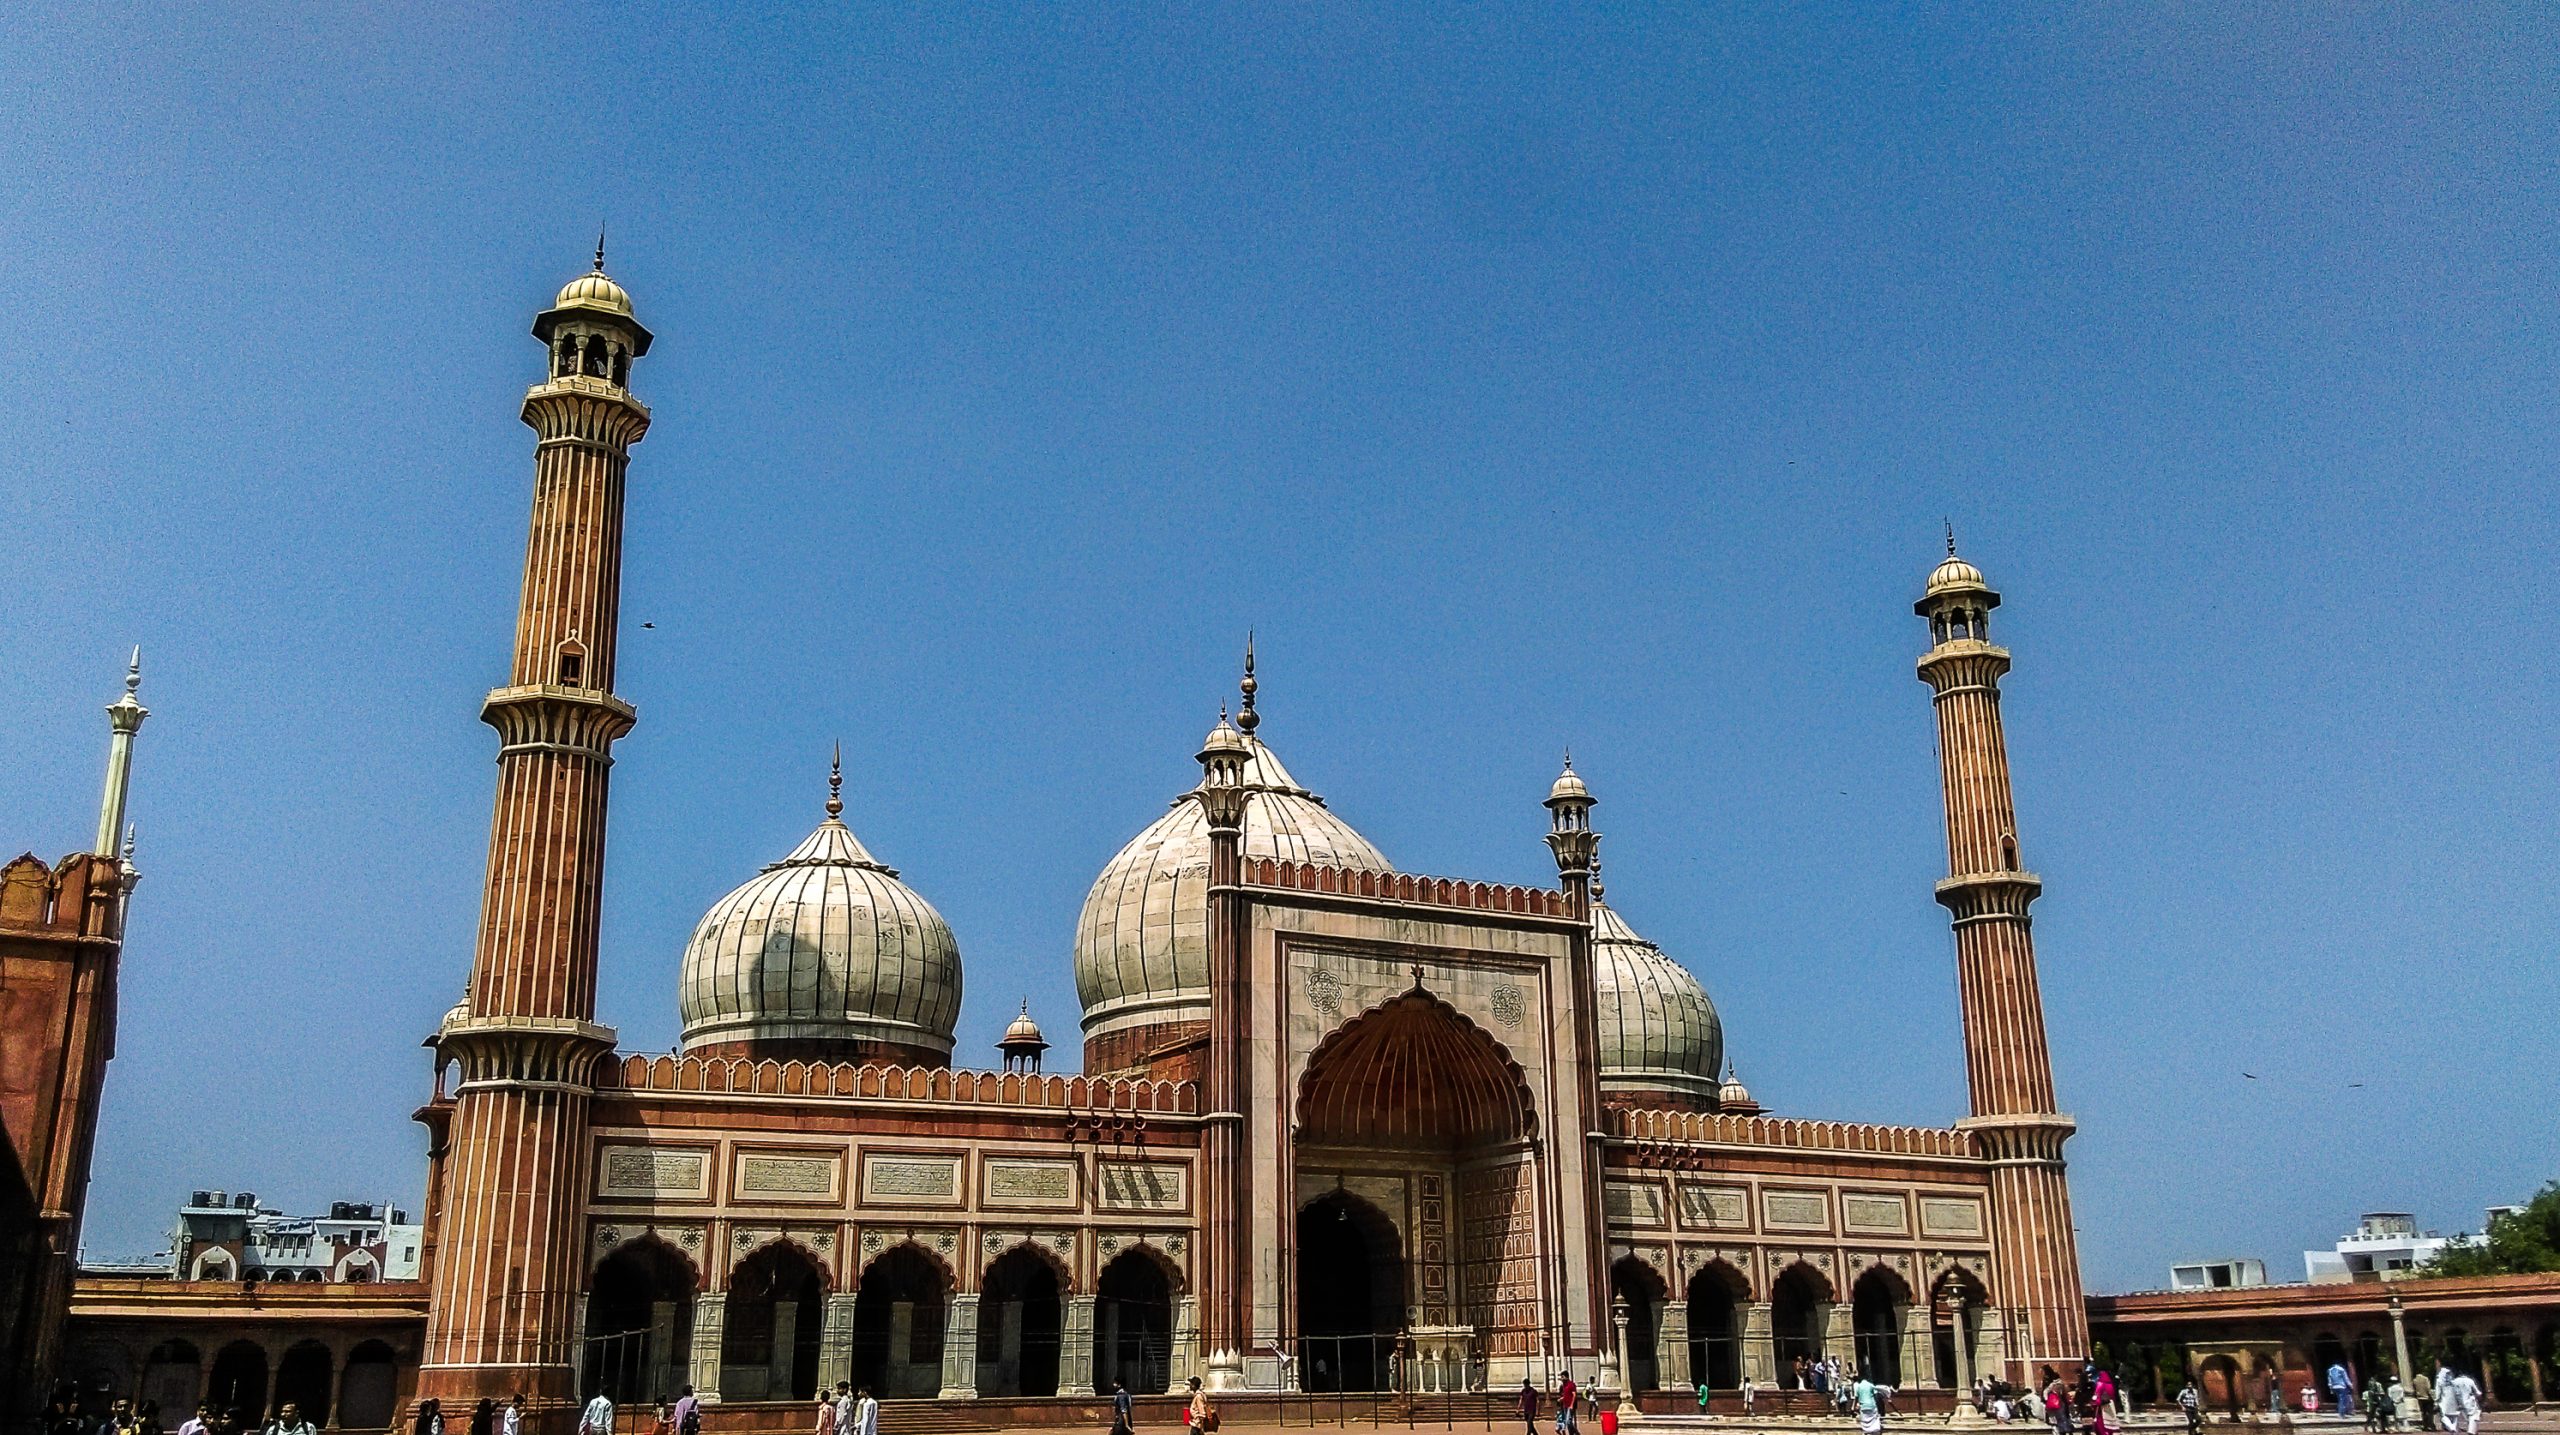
533, 235, 653, 391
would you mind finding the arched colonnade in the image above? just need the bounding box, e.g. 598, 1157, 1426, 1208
1606, 1256, 1998, 1396
581, 1232, 1191, 1405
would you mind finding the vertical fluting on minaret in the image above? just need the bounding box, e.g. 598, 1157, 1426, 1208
1914, 537, 2088, 1383
1195, 672, 1253, 1390
418, 256, 651, 1409
94, 649, 146, 858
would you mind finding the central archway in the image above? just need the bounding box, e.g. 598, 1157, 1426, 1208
1293, 989, 1539, 1393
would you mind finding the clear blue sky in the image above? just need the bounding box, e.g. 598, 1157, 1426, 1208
4, 5, 2552, 1293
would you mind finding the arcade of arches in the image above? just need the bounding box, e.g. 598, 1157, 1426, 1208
1604, 1259, 1989, 1396
1290, 992, 1540, 1395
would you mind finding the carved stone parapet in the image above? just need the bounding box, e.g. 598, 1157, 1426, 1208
1933, 870, 2041, 920
481, 685, 637, 761
1916, 642, 2012, 695
1545, 828, 1597, 877
521, 380, 651, 448
442, 1014, 618, 1093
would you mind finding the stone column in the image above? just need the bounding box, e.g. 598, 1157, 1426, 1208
770, 1303, 799, 1395
818, 1294, 858, 1394
2389, 1299, 2412, 1382
1952, 1303, 1980, 1416
1896, 1303, 1933, 1387
940, 1293, 978, 1400
689, 1294, 727, 1401
568, 1298, 590, 1394
1659, 1302, 1692, 1392
1062, 1295, 1098, 1396
1974, 1309, 2009, 1392
1606, 1300, 1631, 1407
648, 1301, 679, 1400
1821, 1302, 1853, 1368
1741, 1303, 1775, 1387
1169, 1296, 1201, 1390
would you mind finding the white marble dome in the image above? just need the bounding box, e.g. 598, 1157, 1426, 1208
1074, 735, 1391, 1048
1591, 896, 1724, 1104
677, 802, 961, 1061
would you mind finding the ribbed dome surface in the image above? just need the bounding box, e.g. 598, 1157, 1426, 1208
678, 814, 961, 1060
1924, 552, 1988, 596
1075, 736, 1391, 1041
1591, 898, 1723, 1102
554, 270, 634, 317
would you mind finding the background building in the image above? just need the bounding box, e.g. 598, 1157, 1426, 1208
166, 1193, 421, 1285
2306, 1213, 2450, 1285
2169, 1259, 2267, 1293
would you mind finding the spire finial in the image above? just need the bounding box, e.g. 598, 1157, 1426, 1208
1563, 747, 1573, 771
1236, 632, 1259, 735
595, 224, 608, 273
1590, 854, 1604, 903
122, 823, 136, 860
125, 646, 141, 697
1945, 519, 1957, 558
825, 742, 843, 820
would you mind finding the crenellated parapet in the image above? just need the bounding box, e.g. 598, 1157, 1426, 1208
597, 1055, 1199, 1114
1611, 1104, 1981, 1160
0, 852, 129, 943
1241, 857, 1571, 918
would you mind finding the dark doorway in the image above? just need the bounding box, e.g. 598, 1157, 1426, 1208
207, 1342, 268, 1423
340, 1342, 399, 1431
1687, 1264, 1745, 1390
274, 1342, 333, 1426
853, 1246, 949, 1398
978, 1248, 1065, 1397
1096, 1250, 1176, 1396
140, 1341, 201, 1420
1611, 1259, 1666, 1392
1297, 1191, 1402, 1392
725, 1243, 827, 1401
1770, 1264, 1830, 1388
585, 1240, 696, 1404
1851, 1268, 1909, 1384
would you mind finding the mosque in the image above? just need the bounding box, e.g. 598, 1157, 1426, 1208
385, 255, 2092, 1420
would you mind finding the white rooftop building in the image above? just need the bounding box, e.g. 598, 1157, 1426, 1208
171, 1190, 422, 1283
2169, 1257, 2268, 1291
2304, 1211, 2447, 1284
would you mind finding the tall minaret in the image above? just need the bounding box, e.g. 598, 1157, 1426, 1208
94, 648, 146, 857
1914, 536, 2088, 1384
1195, 671, 1252, 1392
417, 249, 650, 1410
1543, 758, 1613, 1388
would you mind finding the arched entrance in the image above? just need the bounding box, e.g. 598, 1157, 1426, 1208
1770, 1263, 1830, 1388
853, 1245, 950, 1397
340, 1341, 399, 1431
978, 1247, 1065, 1397
1096, 1249, 1176, 1396
207, 1341, 268, 1422
1686, 1263, 1747, 1391
1294, 990, 1538, 1392
1611, 1259, 1667, 1393
724, 1242, 827, 1400
274, 1342, 333, 1426
585, 1239, 698, 1403
1851, 1267, 1910, 1384
1297, 1190, 1402, 1391
140, 1341, 202, 1420
1928, 1268, 1988, 1392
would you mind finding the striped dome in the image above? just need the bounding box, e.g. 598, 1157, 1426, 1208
1591, 897, 1723, 1104
1074, 736, 1390, 1043
677, 812, 961, 1060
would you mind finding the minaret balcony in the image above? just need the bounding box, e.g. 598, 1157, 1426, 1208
1934, 868, 2042, 919
481, 684, 638, 761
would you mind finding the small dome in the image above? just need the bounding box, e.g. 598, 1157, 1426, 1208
1000, 1005, 1047, 1049
1075, 735, 1391, 1054
677, 806, 961, 1063
1590, 897, 1723, 1104
553, 269, 634, 318
1547, 761, 1590, 805
1719, 1066, 1752, 1106
1925, 551, 1988, 597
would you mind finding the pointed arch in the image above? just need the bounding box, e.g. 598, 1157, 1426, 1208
732, 1230, 835, 1290
1296, 989, 1535, 1148
981, 1236, 1075, 1296
589, 1228, 704, 1285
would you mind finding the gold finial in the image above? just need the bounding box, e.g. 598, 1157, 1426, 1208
594, 224, 608, 273
826, 742, 843, 820
1590, 854, 1605, 903
1562, 747, 1573, 771
1236, 632, 1259, 735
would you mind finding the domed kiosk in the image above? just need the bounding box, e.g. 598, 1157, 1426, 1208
676, 754, 962, 1065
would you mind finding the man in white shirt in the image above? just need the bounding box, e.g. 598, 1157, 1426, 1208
502, 1396, 526, 1435
855, 1388, 879, 1435
832, 1382, 856, 1435
580, 1391, 615, 1435
176, 1403, 213, 1435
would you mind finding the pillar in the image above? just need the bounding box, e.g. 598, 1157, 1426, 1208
416, 257, 651, 1415
1607, 1300, 1631, 1407
940, 1293, 978, 1400
1659, 1302, 1692, 1392
1741, 1304, 1775, 1386
1822, 1302, 1853, 1368
1062, 1294, 1098, 1396
1952, 1303, 1980, 1415
1170, 1296, 1201, 1390
648, 1302, 679, 1400
2390, 1300, 2412, 1383
1195, 709, 1252, 1391
1916, 543, 2091, 1385
688, 1295, 726, 1401
818, 1294, 858, 1393
770, 1303, 798, 1395
1898, 1303, 1934, 1388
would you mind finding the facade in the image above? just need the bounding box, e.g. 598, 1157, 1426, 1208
163, 1192, 423, 1285
2305, 1213, 2449, 1285
0, 656, 144, 1428
405, 260, 2097, 1423
2170, 1260, 2268, 1293
59, 1279, 427, 1431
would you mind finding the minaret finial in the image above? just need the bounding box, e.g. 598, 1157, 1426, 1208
595, 224, 607, 273
1945, 519, 1958, 558
1590, 854, 1604, 903
1236, 632, 1259, 735
125, 646, 142, 697
826, 742, 843, 820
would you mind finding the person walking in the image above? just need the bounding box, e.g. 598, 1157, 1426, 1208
2091, 1369, 2118, 1435
831, 1383, 854, 1435
1695, 1379, 1711, 1417
2044, 1371, 2075, 1435
2328, 1366, 2354, 1424
580, 1389, 614, 1435
2178, 1380, 2203, 1435
669, 1388, 699, 1435
811, 1394, 835, 1435
1556, 1373, 1579, 1435
265, 1403, 317, 1435
2413, 1370, 2437, 1432
1853, 1371, 1889, 1435
502, 1395, 526, 1435
1113, 1378, 1136, 1435
468, 1400, 496, 1435
2436, 1372, 2480, 1435
1741, 1376, 1755, 1417
1517, 1378, 1538, 1435
413, 1398, 445, 1435
854, 1389, 878, 1435
2387, 1377, 2409, 1431
1183, 1377, 1212, 1435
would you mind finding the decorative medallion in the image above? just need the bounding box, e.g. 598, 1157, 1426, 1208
1489, 985, 1527, 1029
1304, 967, 1342, 1018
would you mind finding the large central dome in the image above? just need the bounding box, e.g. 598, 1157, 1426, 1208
677, 768, 962, 1065
1074, 732, 1391, 1071
1590, 892, 1723, 1107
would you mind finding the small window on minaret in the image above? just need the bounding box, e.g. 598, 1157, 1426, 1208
556, 642, 586, 688
2002, 835, 2018, 869
611, 349, 629, 386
